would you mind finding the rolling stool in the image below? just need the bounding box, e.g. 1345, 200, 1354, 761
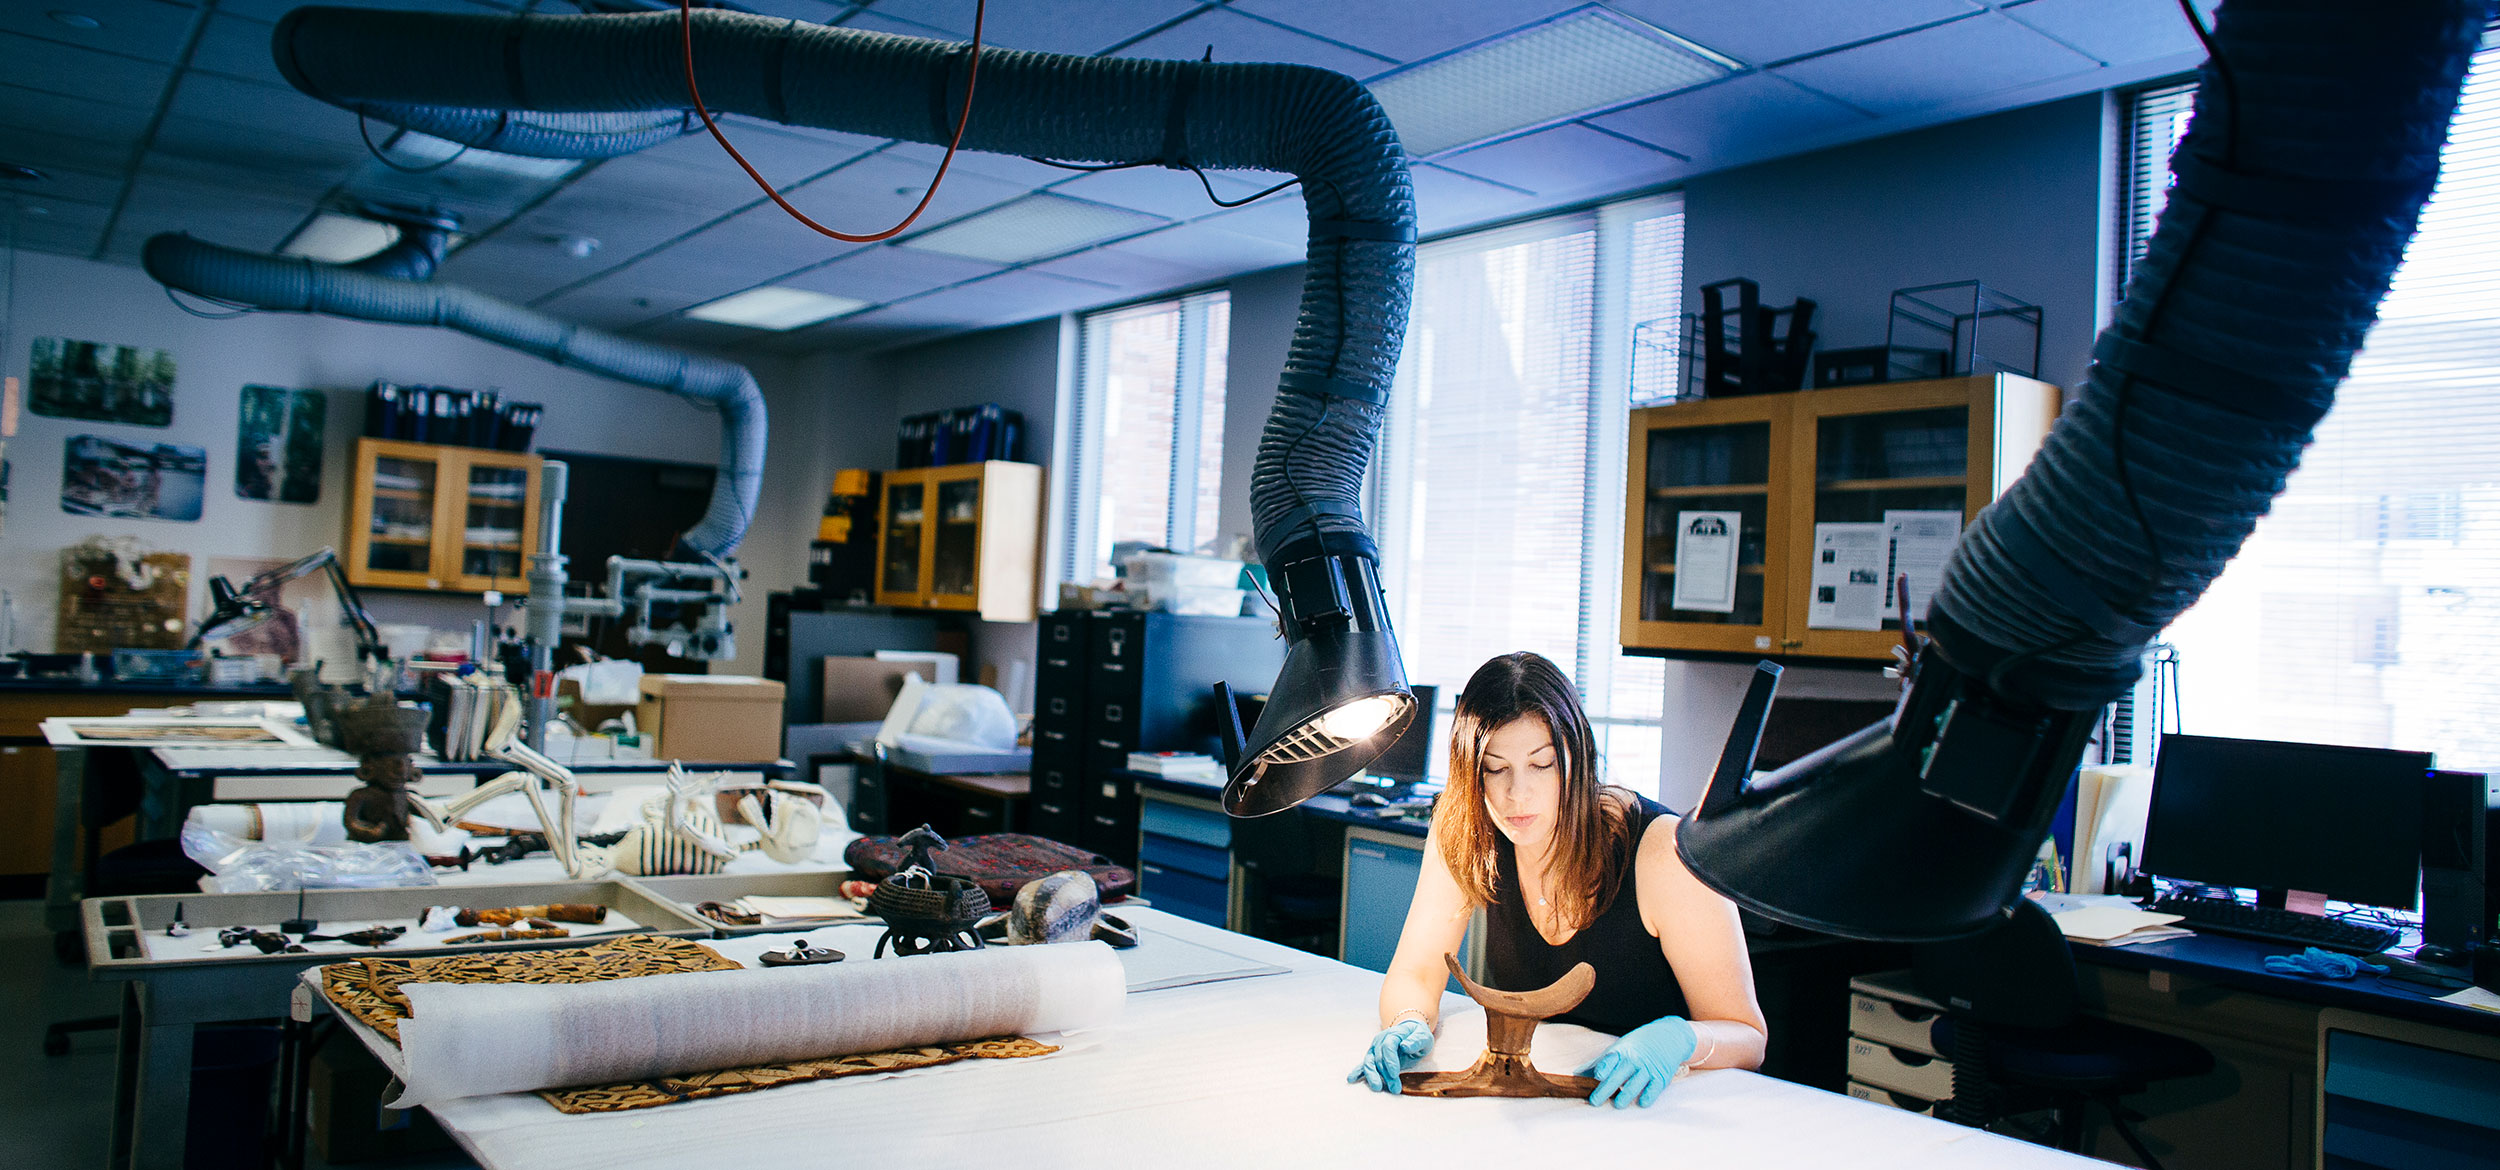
1913, 898, 2213, 1169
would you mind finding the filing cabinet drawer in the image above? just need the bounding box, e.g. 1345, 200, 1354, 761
1139, 862, 1227, 927
1139, 831, 1229, 882
1027, 797, 1083, 846
1846, 1038, 1953, 1101
1849, 991, 1942, 1057
1846, 1081, 1938, 1116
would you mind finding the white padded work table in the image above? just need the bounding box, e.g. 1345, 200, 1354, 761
313, 907, 2094, 1170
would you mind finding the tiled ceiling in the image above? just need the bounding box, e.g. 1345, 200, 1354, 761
0, 0, 2212, 355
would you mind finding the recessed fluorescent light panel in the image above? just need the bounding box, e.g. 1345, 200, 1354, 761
1371, 10, 1736, 157
280, 212, 399, 263
382, 130, 584, 179
900, 193, 1167, 264
684, 286, 869, 330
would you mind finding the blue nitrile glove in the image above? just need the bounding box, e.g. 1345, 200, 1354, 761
2263, 947, 2388, 980
1346, 1019, 1434, 1093
1583, 1016, 1700, 1109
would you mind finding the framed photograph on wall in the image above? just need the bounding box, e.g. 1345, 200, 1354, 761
236, 385, 325, 504
61, 434, 206, 522
28, 337, 176, 427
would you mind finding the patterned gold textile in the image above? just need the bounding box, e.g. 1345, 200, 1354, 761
536, 1036, 1059, 1113
319, 935, 743, 1043
316, 934, 1058, 1112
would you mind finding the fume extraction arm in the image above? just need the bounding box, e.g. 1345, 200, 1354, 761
1676, 0, 2487, 941
154, 3, 1424, 799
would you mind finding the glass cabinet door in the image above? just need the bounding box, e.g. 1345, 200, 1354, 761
1790, 388, 1980, 657
462, 464, 531, 584
928, 475, 984, 605
881, 479, 927, 600
365, 454, 439, 577
1621, 396, 1790, 655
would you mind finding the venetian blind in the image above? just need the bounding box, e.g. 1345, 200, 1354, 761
1067, 291, 1230, 584
2147, 47, 2500, 770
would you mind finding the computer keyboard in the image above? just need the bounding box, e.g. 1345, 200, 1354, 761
2148, 896, 2399, 954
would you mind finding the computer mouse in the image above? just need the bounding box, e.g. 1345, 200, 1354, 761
2414, 944, 2465, 968
1350, 792, 1392, 810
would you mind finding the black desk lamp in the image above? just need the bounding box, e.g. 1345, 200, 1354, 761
187, 547, 387, 666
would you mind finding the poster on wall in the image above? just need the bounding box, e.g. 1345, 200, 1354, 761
61, 435, 206, 522
235, 385, 325, 504
28, 337, 176, 427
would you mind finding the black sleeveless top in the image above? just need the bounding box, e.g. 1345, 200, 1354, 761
1486, 795, 1689, 1036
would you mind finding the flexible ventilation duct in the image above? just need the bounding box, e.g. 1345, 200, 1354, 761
267, 5, 1420, 807
143, 232, 766, 558
1677, 0, 2483, 939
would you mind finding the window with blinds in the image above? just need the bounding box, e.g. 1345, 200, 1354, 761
1066, 291, 1230, 584
1372, 195, 1685, 792
2136, 49, 2500, 771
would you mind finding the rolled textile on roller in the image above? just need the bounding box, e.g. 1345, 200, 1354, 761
190, 802, 350, 845
389, 941, 1125, 1106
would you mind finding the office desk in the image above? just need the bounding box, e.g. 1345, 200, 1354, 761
319, 906, 2092, 1170
2066, 930, 2499, 1168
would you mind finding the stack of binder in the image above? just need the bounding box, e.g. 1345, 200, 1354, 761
365, 382, 543, 451
426, 671, 523, 761
896, 403, 1023, 468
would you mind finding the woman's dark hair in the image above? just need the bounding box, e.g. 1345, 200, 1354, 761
1432, 651, 1634, 929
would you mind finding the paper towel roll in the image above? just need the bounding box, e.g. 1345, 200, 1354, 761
190, 802, 349, 845
389, 942, 1125, 1106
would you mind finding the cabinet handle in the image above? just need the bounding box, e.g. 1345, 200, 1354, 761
1352, 845, 1388, 860
1781, 639, 1803, 649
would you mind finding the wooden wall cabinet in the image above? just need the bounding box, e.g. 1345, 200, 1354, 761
1621, 374, 2060, 663
874, 461, 1043, 622
346, 438, 543, 593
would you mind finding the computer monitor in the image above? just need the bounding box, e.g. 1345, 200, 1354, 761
2140, 733, 2431, 911
1365, 684, 1437, 784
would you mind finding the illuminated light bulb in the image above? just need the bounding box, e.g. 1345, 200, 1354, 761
1315, 695, 1399, 743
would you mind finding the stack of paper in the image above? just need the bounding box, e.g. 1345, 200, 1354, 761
2072, 765, 2154, 895
1126, 752, 1225, 780
732, 895, 866, 924
2029, 892, 2192, 948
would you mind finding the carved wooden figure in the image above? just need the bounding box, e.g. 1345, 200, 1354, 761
1400, 955, 1602, 1099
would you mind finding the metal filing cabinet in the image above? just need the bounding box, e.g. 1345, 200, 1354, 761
1027, 611, 1284, 867
1846, 970, 1951, 1112
1138, 792, 1233, 928
1026, 612, 1090, 846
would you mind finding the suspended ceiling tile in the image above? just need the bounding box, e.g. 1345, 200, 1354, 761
1588, 72, 1872, 164
841, 0, 1202, 55
1114, 7, 1395, 78
1043, 165, 1274, 221
1105, 221, 1301, 276
149, 117, 368, 192
845, 268, 1111, 329
624, 316, 781, 350
438, 236, 614, 303
1771, 11, 2100, 117
187, 13, 288, 88
10, 198, 113, 244
165, 73, 359, 146
0, 0, 197, 65
493, 188, 718, 264
2002, 0, 2211, 67
0, 86, 156, 143
1436, 122, 1682, 198
627, 123, 885, 193
536, 278, 718, 332
0, 122, 140, 177
106, 200, 308, 261
0, 30, 173, 106
7, 210, 110, 259
1407, 162, 1542, 235
1226, 0, 1561, 64
766, 148, 1029, 235
569, 154, 773, 217
1601, 0, 1981, 67
781, 244, 1003, 302
1025, 245, 1205, 291
3, 163, 125, 208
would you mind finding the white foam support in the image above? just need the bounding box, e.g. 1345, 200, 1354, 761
388, 942, 1126, 1106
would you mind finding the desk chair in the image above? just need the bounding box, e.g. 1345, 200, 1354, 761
1231, 810, 1339, 954
1913, 899, 2212, 1169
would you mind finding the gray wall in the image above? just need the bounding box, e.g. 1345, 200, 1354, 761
1682, 91, 2113, 390
0, 249, 833, 678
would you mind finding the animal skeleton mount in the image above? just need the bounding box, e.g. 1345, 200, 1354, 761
411, 697, 590, 877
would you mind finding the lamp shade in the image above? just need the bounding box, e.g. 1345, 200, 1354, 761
1222, 624, 1415, 817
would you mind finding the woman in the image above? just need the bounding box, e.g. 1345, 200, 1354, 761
1347, 652, 1767, 1108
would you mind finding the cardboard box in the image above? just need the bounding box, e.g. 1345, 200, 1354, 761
819, 656, 943, 723
636, 674, 786, 762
